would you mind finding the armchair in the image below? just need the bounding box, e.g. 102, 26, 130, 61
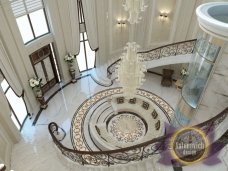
161, 69, 174, 87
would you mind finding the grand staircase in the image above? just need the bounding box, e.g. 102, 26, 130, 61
48, 39, 228, 170
49, 105, 228, 171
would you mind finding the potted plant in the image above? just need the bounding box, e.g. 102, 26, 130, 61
180, 68, 188, 80
64, 53, 76, 71
64, 53, 77, 83
29, 77, 43, 97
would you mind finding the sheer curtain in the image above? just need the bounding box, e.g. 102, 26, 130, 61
56, 0, 80, 77
57, 0, 80, 55
0, 86, 21, 143
81, 0, 99, 50
0, 72, 3, 82
0, 39, 23, 96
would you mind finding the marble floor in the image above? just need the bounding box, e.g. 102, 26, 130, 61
10, 72, 228, 171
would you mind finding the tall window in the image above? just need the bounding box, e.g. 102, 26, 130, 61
10, 0, 49, 44
0, 78, 27, 131
77, 0, 96, 72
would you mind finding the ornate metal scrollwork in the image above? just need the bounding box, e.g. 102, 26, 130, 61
48, 104, 228, 166
107, 39, 197, 77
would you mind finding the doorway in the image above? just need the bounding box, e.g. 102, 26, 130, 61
29, 44, 60, 94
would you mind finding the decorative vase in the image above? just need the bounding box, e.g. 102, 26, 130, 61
37, 96, 48, 109
68, 62, 75, 71
33, 87, 48, 109
68, 62, 77, 83
34, 87, 42, 98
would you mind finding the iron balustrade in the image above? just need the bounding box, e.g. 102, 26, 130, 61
107, 39, 196, 78
48, 107, 228, 166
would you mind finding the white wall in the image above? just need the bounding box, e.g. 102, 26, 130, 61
95, 0, 203, 66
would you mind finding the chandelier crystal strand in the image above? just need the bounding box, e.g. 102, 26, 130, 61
123, 0, 147, 24
116, 0, 147, 98
116, 42, 147, 99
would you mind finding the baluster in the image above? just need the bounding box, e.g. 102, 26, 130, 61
81, 154, 85, 166
141, 146, 145, 160
206, 121, 214, 135
107, 154, 110, 166
159, 48, 162, 59
192, 41, 196, 53
161, 138, 166, 151
175, 44, 178, 55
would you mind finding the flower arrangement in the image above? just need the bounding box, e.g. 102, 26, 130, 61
29, 77, 42, 89
180, 68, 188, 79
64, 53, 76, 63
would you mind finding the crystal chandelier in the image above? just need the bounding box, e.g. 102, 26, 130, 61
116, 42, 147, 99
123, 0, 147, 24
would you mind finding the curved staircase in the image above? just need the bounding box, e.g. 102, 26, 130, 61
48, 39, 228, 170
49, 106, 228, 170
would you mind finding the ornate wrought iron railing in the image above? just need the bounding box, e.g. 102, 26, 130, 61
107, 39, 196, 78
49, 107, 228, 166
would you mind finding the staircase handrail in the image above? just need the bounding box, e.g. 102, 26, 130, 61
48, 106, 228, 166
107, 39, 196, 77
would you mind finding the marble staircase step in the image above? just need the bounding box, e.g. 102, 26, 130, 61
128, 165, 138, 171
96, 105, 114, 124
137, 162, 147, 171
79, 99, 109, 151
80, 98, 114, 151
145, 159, 155, 171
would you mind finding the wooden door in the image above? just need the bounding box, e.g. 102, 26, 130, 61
30, 45, 58, 94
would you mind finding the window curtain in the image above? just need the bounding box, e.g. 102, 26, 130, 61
57, 0, 80, 55
0, 72, 3, 82
0, 39, 23, 96
0, 88, 21, 142
81, 0, 99, 50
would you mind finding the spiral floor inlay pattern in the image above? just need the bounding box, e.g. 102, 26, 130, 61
71, 88, 174, 151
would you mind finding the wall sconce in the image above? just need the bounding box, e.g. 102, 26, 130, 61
159, 12, 168, 22
117, 19, 126, 27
